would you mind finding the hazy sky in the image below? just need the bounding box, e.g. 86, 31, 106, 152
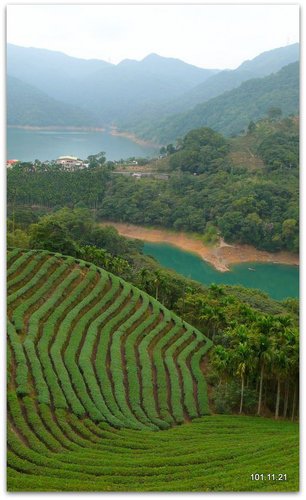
6, 4, 299, 69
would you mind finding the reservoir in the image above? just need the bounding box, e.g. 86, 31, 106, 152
143, 242, 299, 300
7, 127, 156, 161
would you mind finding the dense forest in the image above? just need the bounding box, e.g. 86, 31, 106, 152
134, 62, 299, 143
8, 117, 299, 253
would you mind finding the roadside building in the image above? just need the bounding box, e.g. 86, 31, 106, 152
6, 159, 19, 168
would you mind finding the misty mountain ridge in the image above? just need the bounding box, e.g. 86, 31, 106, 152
133, 62, 299, 144
7, 44, 219, 126
158, 42, 300, 116
7, 42, 299, 138
7, 75, 97, 127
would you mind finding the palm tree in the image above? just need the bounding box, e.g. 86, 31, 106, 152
211, 345, 231, 387
254, 316, 275, 416
272, 321, 298, 420
209, 283, 225, 298
256, 334, 273, 416
199, 304, 218, 339
284, 327, 299, 420
226, 325, 255, 414
234, 341, 254, 414
153, 270, 165, 301
139, 268, 154, 294
271, 324, 290, 420
272, 348, 288, 419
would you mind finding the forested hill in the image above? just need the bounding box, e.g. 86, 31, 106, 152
144, 42, 300, 118
7, 117, 299, 254
133, 62, 299, 144
7, 43, 298, 129
7, 44, 217, 127
7, 76, 97, 127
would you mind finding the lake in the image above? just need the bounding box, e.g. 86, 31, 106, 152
7, 127, 157, 161
143, 242, 299, 300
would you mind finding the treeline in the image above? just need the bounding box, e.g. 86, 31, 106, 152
176, 288, 298, 419
7, 207, 299, 419
7, 119, 298, 252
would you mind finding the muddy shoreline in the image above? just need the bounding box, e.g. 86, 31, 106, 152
100, 222, 299, 272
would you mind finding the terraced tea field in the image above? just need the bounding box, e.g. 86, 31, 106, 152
7, 249, 299, 491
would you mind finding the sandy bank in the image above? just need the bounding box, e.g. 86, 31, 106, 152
100, 222, 299, 272
109, 127, 159, 148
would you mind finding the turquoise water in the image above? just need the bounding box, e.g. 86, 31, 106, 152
7, 127, 156, 161
143, 242, 299, 300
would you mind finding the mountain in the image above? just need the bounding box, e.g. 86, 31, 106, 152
7, 75, 97, 127
134, 62, 299, 144
74, 54, 218, 124
111, 43, 299, 131
7, 45, 218, 126
166, 43, 300, 114
6, 43, 299, 131
7, 44, 112, 104
238, 43, 299, 75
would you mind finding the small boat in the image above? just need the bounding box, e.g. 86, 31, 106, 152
248, 267, 255, 271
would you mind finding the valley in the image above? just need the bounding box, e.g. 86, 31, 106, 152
6, 12, 300, 493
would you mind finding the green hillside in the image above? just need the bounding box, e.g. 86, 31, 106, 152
135, 62, 299, 144
7, 76, 97, 127
7, 248, 298, 492
7, 116, 299, 253
140, 42, 299, 120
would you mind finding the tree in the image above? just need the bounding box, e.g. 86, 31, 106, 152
282, 219, 298, 244
253, 315, 275, 415
234, 340, 254, 414
211, 345, 231, 386
87, 151, 107, 168
29, 220, 79, 256
7, 228, 30, 248
267, 107, 282, 121
225, 325, 256, 414
271, 319, 294, 419
169, 127, 229, 174
247, 121, 256, 134
166, 143, 176, 155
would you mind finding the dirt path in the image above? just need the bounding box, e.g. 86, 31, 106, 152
100, 222, 299, 272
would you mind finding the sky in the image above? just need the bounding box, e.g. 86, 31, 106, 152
6, 3, 299, 69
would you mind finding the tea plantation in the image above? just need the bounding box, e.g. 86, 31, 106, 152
7, 249, 298, 491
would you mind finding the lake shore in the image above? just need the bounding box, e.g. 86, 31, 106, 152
109, 127, 159, 148
9, 125, 158, 148
8, 125, 106, 132
100, 221, 299, 272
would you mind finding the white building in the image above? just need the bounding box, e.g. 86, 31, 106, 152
56, 156, 85, 170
